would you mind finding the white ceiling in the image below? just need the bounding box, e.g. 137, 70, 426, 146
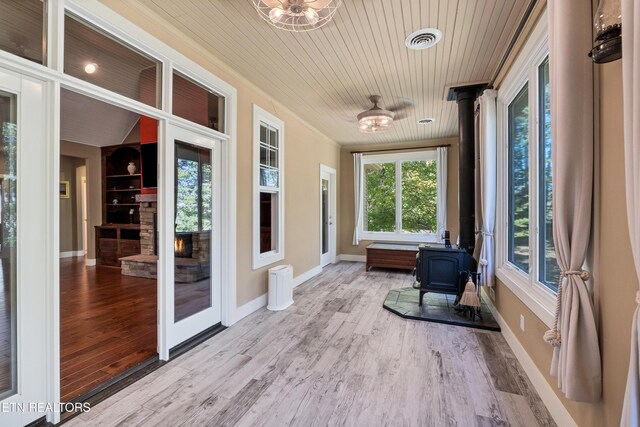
114, 0, 529, 145
61, 88, 139, 147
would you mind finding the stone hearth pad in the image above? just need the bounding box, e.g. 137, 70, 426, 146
383, 288, 500, 331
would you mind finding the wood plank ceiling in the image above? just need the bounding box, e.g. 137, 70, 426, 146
120, 0, 529, 145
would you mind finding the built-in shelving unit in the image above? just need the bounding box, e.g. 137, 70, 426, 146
98, 143, 142, 266
102, 144, 141, 225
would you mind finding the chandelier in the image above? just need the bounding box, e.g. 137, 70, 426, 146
251, 0, 342, 32
357, 96, 395, 133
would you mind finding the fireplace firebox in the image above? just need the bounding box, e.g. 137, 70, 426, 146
174, 233, 193, 258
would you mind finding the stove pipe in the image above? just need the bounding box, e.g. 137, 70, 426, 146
448, 84, 485, 255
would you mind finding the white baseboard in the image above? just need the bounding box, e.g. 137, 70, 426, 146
233, 292, 267, 324
337, 254, 366, 262
232, 264, 323, 324
293, 265, 322, 287
483, 295, 577, 427
85, 258, 96, 266
60, 250, 85, 259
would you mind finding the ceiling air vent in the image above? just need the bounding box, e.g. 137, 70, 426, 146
405, 28, 442, 50
417, 118, 435, 125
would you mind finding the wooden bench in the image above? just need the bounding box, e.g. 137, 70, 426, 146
365, 243, 419, 272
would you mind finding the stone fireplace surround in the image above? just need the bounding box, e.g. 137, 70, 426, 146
120, 197, 210, 283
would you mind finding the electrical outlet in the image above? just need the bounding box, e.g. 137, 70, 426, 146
489, 287, 496, 300
520, 314, 525, 331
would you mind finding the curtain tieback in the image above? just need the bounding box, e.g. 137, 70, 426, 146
635, 291, 640, 305
481, 231, 494, 237
543, 269, 591, 348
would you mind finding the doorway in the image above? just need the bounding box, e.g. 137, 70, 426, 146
59, 89, 159, 402
320, 165, 337, 267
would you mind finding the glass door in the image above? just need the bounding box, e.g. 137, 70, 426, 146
167, 125, 220, 348
0, 68, 48, 426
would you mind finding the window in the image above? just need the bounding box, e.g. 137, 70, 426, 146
497, 11, 560, 326
504, 57, 559, 291
0, 0, 46, 65
538, 58, 559, 289
507, 85, 530, 272
253, 105, 284, 269
360, 151, 442, 242
175, 142, 212, 233
0, 90, 17, 399
64, 12, 162, 108
173, 71, 225, 133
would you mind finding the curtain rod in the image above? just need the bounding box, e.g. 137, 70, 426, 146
488, 0, 538, 87
350, 144, 451, 155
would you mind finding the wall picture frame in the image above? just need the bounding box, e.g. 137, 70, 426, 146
59, 181, 70, 198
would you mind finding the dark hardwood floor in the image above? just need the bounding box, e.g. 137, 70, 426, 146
60, 258, 157, 402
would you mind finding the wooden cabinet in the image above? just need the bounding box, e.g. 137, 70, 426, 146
366, 243, 419, 272
95, 225, 141, 266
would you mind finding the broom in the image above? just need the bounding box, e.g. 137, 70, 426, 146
459, 275, 481, 307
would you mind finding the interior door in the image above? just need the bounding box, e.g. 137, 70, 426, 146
167, 125, 221, 349
0, 68, 48, 426
320, 170, 333, 267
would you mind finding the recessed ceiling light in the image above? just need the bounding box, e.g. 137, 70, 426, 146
84, 63, 98, 74
417, 118, 435, 125
405, 28, 442, 50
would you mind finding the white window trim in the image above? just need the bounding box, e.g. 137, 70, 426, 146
359, 150, 440, 243
252, 104, 285, 269
496, 10, 556, 328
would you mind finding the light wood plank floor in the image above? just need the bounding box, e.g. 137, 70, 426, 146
67, 262, 555, 427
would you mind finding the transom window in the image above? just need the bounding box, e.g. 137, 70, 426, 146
64, 12, 162, 108
172, 71, 226, 133
360, 151, 442, 242
0, 0, 46, 65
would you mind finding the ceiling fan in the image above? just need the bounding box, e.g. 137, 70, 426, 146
356, 95, 413, 133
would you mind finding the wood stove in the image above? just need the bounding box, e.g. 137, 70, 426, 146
415, 244, 476, 305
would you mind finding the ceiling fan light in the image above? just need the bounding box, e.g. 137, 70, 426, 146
356, 95, 397, 133
252, 0, 342, 32
304, 8, 319, 26
269, 7, 285, 23
357, 114, 394, 133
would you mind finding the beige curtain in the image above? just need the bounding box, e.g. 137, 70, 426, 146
620, 0, 640, 423
543, 0, 601, 402
436, 147, 448, 242
473, 104, 483, 262
477, 90, 497, 287
352, 153, 363, 245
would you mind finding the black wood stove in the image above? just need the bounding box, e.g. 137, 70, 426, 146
414, 244, 476, 306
